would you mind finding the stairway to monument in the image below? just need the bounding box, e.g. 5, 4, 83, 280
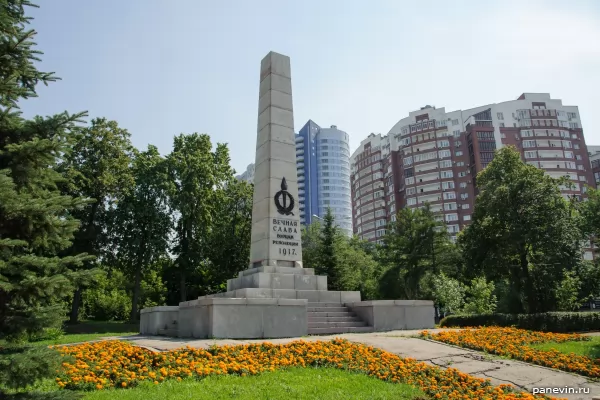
307, 302, 374, 335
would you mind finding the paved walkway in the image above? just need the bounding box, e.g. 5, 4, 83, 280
102, 330, 600, 400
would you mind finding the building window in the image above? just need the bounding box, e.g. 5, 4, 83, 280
438, 140, 450, 148
576, 155, 582, 160
459, 172, 467, 178
444, 203, 457, 211
463, 215, 471, 221
567, 112, 577, 119
457, 162, 464, 166
497, 112, 504, 120
438, 150, 451, 158
407, 197, 417, 206
453, 130, 461, 137
476, 131, 494, 140
441, 170, 454, 178
441, 181, 455, 190
460, 193, 469, 200
525, 151, 536, 159
460, 182, 467, 188
452, 119, 459, 126
462, 203, 470, 209
445, 213, 458, 221
455, 151, 463, 156
439, 160, 452, 168
443, 191, 456, 200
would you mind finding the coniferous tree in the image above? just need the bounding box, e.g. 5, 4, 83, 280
317, 208, 341, 290
0, 1, 90, 397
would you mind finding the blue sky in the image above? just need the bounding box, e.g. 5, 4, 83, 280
24, 0, 600, 174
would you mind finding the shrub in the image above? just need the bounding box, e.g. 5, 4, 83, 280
28, 327, 64, 343
82, 271, 131, 321
439, 311, 600, 333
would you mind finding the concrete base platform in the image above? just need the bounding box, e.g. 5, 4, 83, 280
140, 266, 436, 339
142, 298, 308, 339
347, 300, 435, 331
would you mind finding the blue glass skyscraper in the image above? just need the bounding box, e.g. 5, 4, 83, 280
296, 120, 352, 236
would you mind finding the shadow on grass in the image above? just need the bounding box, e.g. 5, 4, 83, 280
64, 321, 139, 335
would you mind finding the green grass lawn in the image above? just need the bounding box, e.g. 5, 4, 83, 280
35, 321, 138, 346
529, 336, 600, 359
0, 321, 140, 348
81, 368, 426, 400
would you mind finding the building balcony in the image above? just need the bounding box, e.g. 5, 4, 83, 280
297, 162, 304, 168
295, 135, 304, 143
296, 155, 304, 162
297, 174, 305, 182
298, 181, 305, 189
296, 147, 304, 155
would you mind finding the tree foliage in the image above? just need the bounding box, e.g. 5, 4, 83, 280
301, 209, 380, 298
0, 0, 90, 396
459, 146, 584, 313
167, 133, 233, 301
380, 204, 457, 300
108, 145, 171, 320
59, 117, 135, 322
203, 179, 253, 294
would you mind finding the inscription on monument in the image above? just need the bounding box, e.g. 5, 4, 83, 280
271, 218, 300, 256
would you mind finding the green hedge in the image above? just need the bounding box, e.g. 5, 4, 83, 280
439, 312, 600, 333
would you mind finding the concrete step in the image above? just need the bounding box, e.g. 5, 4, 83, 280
307, 302, 343, 307
308, 316, 362, 323
308, 326, 374, 335
308, 307, 348, 313
308, 321, 367, 328
308, 311, 355, 318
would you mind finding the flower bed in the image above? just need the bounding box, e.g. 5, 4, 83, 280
54, 339, 559, 400
421, 327, 600, 378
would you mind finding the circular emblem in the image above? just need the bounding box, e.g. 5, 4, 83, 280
274, 177, 295, 216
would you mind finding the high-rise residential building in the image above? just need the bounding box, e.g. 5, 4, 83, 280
296, 120, 352, 235
352, 93, 596, 259
590, 147, 600, 187
236, 163, 255, 183
350, 133, 394, 244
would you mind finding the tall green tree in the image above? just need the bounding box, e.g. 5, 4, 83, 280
0, 1, 89, 397
109, 145, 172, 321
317, 208, 341, 290
380, 204, 455, 299
459, 146, 583, 313
59, 118, 135, 322
301, 212, 380, 298
203, 178, 253, 293
167, 133, 232, 301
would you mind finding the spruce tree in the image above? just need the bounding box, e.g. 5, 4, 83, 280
318, 207, 341, 290
0, 1, 91, 397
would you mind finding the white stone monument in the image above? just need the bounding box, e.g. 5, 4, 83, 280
139, 51, 435, 339
250, 52, 303, 269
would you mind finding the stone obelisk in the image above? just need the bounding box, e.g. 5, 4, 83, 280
249, 52, 303, 269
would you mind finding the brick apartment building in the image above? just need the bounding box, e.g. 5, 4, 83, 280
351, 93, 597, 260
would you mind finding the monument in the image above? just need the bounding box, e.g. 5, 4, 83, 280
139, 52, 435, 339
